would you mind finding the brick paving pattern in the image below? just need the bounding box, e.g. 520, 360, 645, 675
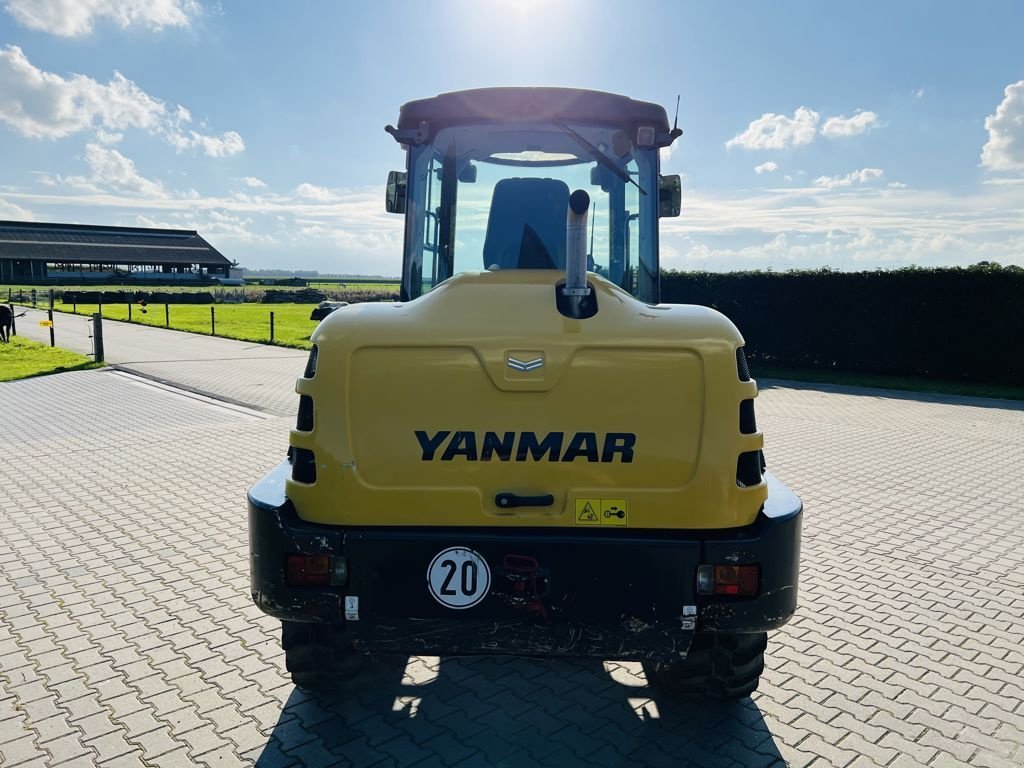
1, 366, 1022, 767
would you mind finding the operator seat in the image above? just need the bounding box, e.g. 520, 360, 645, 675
482, 178, 569, 270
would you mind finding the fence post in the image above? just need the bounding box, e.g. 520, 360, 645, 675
210, 306, 216, 335
128, 302, 132, 321
47, 290, 55, 347
165, 303, 170, 327
270, 311, 275, 342
8, 302, 15, 336
92, 313, 104, 363
73, 300, 77, 314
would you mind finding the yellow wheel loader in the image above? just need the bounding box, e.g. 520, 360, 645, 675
249, 88, 802, 699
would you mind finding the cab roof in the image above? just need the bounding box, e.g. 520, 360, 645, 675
396, 87, 671, 134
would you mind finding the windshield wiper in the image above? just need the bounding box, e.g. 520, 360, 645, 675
557, 123, 647, 196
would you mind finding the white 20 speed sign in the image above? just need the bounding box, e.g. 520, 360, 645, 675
427, 547, 491, 609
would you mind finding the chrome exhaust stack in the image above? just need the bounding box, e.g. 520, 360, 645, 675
562, 189, 592, 318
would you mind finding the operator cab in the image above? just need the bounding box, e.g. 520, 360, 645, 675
385, 88, 682, 304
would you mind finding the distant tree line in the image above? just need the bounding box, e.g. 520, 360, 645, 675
237, 268, 398, 279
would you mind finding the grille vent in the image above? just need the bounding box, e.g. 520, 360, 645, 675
736, 451, 763, 488
736, 347, 751, 381
740, 399, 757, 434
292, 448, 317, 484
303, 345, 318, 378
296, 395, 314, 432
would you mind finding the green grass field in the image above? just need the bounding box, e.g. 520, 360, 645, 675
4, 282, 399, 299
57, 302, 319, 349
305, 280, 399, 291
0, 336, 103, 382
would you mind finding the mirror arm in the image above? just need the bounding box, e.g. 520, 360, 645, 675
385, 122, 429, 146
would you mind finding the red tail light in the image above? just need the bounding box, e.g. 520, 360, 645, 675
696, 564, 759, 596
286, 554, 330, 586
285, 554, 348, 586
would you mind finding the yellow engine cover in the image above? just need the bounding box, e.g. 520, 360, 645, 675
287, 270, 766, 529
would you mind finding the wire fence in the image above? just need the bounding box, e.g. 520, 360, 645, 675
5, 301, 104, 361
8, 296, 301, 352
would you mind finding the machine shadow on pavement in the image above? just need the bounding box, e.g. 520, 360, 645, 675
256, 654, 783, 767
757, 377, 1024, 410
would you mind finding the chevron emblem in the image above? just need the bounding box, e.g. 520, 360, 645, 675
507, 356, 544, 372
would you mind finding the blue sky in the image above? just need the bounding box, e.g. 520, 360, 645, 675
1, 0, 1022, 275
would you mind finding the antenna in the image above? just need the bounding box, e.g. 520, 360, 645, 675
669, 94, 683, 141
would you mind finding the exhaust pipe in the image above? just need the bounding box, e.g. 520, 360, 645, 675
563, 189, 592, 318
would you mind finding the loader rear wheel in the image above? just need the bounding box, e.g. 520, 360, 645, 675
643, 632, 767, 700
281, 621, 363, 690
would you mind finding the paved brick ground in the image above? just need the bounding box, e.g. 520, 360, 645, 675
11, 307, 305, 415
1, 368, 1022, 767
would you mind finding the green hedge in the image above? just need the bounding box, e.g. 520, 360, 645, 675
659, 263, 1023, 385
62, 291, 215, 304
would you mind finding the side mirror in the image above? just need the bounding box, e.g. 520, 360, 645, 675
458, 162, 477, 183
385, 171, 407, 214
658, 174, 681, 218
590, 166, 614, 193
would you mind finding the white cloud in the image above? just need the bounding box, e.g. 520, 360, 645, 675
981, 80, 1024, 173
95, 129, 124, 145
0, 197, 33, 220
728, 106, 883, 149
656, 180, 1024, 255
887, 182, 908, 189
912, 88, 926, 99
664, 229, 1024, 272
239, 176, 267, 189
814, 168, 884, 189
0, 45, 241, 157
726, 107, 820, 150
982, 177, 1024, 186
0, 46, 165, 139
5, 176, 1022, 273
294, 221, 403, 256
754, 161, 779, 175
295, 182, 333, 201
821, 110, 880, 138
168, 129, 245, 157
4, 0, 200, 38
83, 143, 166, 198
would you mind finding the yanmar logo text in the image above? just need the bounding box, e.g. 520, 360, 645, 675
415, 430, 636, 463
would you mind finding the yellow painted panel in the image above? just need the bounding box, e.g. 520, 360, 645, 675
286, 271, 767, 530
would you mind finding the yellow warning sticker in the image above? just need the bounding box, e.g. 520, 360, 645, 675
575, 499, 600, 525
575, 498, 628, 526
600, 499, 628, 526
38, 320, 52, 327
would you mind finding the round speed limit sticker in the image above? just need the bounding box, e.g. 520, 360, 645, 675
427, 547, 491, 609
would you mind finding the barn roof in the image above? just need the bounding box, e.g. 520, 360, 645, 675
0, 220, 231, 266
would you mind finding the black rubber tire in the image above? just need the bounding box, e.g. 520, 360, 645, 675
281, 621, 363, 690
642, 632, 767, 700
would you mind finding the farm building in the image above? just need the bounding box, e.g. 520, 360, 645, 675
0, 220, 235, 284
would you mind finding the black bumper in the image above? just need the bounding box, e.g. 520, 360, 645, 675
248, 462, 801, 661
